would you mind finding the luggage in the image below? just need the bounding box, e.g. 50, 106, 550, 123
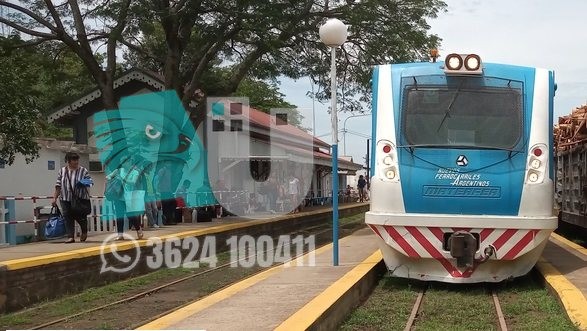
44, 207, 66, 238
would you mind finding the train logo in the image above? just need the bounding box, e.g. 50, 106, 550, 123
456, 155, 468, 167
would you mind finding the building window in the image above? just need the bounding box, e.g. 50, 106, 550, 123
48, 161, 55, 170
213, 120, 225, 131
231, 119, 243, 132
230, 103, 243, 115
276, 113, 288, 125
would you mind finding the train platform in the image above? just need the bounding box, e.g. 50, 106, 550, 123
137, 228, 383, 331
537, 233, 587, 330
0, 202, 369, 313
0, 203, 363, 264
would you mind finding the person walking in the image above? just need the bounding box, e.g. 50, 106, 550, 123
105, 164, 144, 240
52, 152, 93, 243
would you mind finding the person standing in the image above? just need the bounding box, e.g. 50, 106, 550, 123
52, 152, 93, 243
357, 175, 367, 202
265, 177, 278, 213
288, 175, 300, 213
144, 167, 160, 229
175, 179, 191, 222
155, 163, 176, 225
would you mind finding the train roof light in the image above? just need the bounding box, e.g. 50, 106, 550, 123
444, 53, 483, 75
464, 54, 481, 71
445, 53, 463, 70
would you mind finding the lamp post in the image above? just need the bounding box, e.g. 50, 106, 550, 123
319, 18, 348, 266
343, 113, 371, 155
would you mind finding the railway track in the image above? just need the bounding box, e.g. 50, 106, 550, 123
403, 283, 508, 331
28, 217, 366, 330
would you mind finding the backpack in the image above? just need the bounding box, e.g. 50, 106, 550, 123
104, 174, 124, 201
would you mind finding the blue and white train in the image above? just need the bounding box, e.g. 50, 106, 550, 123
365, 53, 557, 283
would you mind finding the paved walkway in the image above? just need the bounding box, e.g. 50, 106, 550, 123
542, 234, 587, 297
538, 233, 587, 330
138, 228, 379, 331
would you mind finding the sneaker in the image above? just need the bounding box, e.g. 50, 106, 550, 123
80, 233, 87, 242
116, 235, 125, 241
152, 224, 160, 228
137, 229, 144, 240
64, 238, 75, 243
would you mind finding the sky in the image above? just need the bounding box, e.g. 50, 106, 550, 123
280, 0, 587, 167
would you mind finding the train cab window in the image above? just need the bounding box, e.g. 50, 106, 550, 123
401, 77, 523, 150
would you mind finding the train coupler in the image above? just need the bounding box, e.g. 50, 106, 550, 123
448, 231, 478, 268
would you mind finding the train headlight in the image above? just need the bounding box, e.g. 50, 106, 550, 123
464, 54, 481, 71
445, 53, 463, 70
528, 172, 539, 182
383, 156, 393, 165
530, 159, 541, 169
444, 53, 483, 75
386, 169, 396, 180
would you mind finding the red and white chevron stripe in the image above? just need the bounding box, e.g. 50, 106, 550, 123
369, 225, 543, 278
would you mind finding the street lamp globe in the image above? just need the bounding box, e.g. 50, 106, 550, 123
319, 18, 348, 47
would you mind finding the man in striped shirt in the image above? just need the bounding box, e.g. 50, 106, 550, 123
52, 152, 93, 243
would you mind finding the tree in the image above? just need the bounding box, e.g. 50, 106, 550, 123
0, 0, 134, 109
0, 35, 97, 141
123, 0, 445, 124
1, 0, 445, 125
0, 37, 41, 165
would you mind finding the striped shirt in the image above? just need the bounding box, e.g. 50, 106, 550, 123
55, 166, 91, 201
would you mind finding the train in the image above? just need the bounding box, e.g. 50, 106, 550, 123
365, 53, 557, 283
555, 107, 587, 231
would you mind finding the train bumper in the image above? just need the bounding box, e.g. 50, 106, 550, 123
365, 212, 557, 283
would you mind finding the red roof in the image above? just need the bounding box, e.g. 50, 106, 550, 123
229, 103, 330, 149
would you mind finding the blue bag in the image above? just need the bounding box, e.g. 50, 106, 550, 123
44, 207, 66, 238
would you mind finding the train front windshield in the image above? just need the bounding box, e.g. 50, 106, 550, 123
401, 76, 523, 150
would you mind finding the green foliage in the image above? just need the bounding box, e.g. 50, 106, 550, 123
0, 36, 40, 165
0, 35, 96, 164
2, 0, 446, 126
123, 0, 446, 114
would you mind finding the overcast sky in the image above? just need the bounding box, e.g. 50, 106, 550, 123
281, 0, 587, 166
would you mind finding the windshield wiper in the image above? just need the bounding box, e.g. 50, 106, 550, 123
399, 144, 520, 152
436, 80, 464, 132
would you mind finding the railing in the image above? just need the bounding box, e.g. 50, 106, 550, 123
0, 191, 244, 245
0, 195, 116, 245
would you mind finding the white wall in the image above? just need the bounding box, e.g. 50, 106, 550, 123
0, 146, 95, 237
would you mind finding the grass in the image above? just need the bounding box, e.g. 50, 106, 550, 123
0, 212, 367, 329
416, 283, 496, 331
499, 274, 578, 331
341, 273, 578, 331
340, 277, 421, 331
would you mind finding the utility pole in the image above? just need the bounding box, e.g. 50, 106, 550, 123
366, 139, 370, 180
